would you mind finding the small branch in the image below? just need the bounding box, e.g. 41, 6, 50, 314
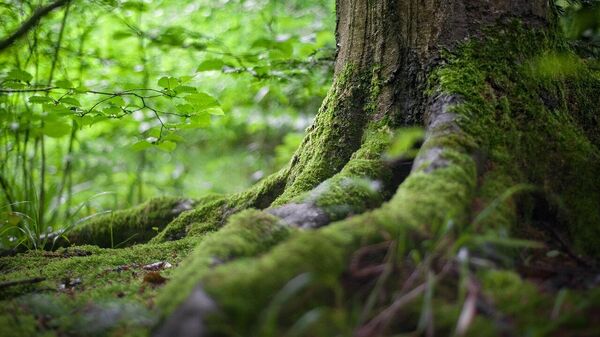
0, 0, 70, 52
0, 87, 56, 93
0, 277, 45, 290
0, 87, 164, 99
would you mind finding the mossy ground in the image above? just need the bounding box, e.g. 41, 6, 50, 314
0, 238, 196, 337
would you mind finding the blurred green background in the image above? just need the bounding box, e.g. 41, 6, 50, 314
0, 0, 335, 249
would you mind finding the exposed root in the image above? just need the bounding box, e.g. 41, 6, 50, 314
267, 126, 400, 228
152, 168, 289, 242
152, 284, 216, 337
62, 197, 195, 248
153, 92, 479, 335
156, 209, 293, 317
0, 277, 45, 290
267, 203, 330, 229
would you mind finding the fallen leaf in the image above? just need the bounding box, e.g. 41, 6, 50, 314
143, 271, 167, 285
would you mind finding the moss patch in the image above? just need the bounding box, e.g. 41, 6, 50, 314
64, 197, 196, 248
431, 22, 600, 256
284, 126, 394, 221
273, 65, 371, 204
156, 209, 293, 317
153, 168, 289, 242
0, 238, 196, 337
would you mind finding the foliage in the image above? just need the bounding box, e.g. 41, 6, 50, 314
0, 0, 335, 250
555, 0, 600, 56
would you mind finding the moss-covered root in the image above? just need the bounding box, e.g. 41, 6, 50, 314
62, 197, 196, 248
154, 115, 478, 336
268, 126, 396, 228
154, 209, 293, 322
152, 168, 289, 243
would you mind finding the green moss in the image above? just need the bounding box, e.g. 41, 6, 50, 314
151, 197, 228, 242
388, 149, 477, 233
431, 22, 600, 256
283, 126, 394, 221
153, 168, 289, 242
64, 196, 196, 248
273, 64, 372, 204
472, 166, 521, 232
474, 270, 600, 336
424, 269, 600, 337
364, 65, 383, 116
0, 238, 197, 337
156, 209, 293, 316
311, 176, 383, 219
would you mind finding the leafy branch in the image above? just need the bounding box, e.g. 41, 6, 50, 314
0, 0, 72, 51
1, 72, 224, 149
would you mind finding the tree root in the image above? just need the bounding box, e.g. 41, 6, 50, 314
154, 94, 479, 336
0, 277, 45, 290
61, 197, 196, 248
151, 168, 289, 242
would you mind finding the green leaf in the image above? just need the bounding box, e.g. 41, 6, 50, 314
157, 141, 177, 152
158, 76, 179, 90
206, 107, 225, 116
386, 127, 424, 158
7, 69, 32, 82
178, 114, 210, 129
75, 85, 89, 93
147, 128, 161, 138
43, 120, 71, 138
183, 92, 221, 111
29, 96, 54, 104
113, 30, 134, 40
178, 76, 194, 84
131, 140, 152, 151
271, 41, 293, 58
59, 97, 81, 107
163, 133, 184, 142
197, 59, 224, 72
122, 0, 148, 11
3, 82, 25, 89
174, 85, 197, 94
103, 106, 122, 115
175, 104, 195, 114
190, 113, 210, 128
76, 115, 106, 127
43, 103, 71, 116
107, 96, 125, 106
55, 79, 74, 89
251, 37, 272, 49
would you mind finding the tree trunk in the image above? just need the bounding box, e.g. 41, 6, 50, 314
2, 1, 600, 337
